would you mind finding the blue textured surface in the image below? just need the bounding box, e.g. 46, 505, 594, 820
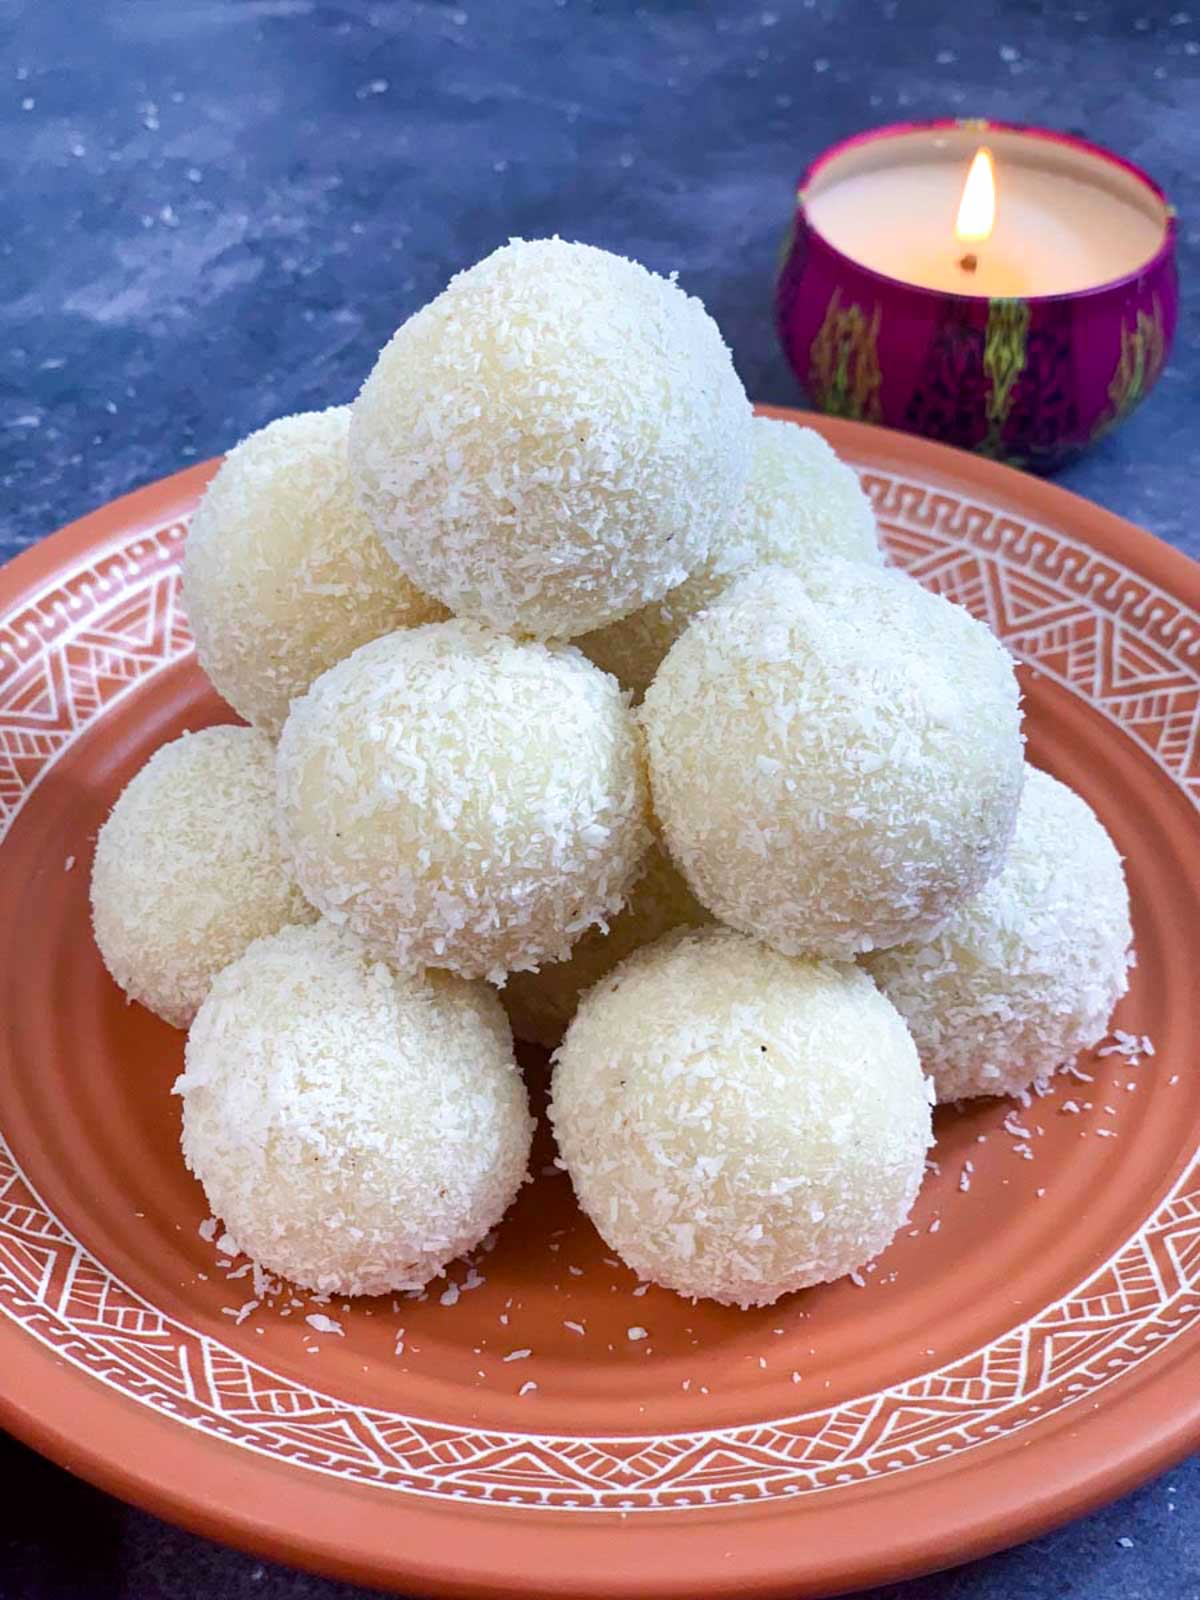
1, 1, 1197, 1597
2, 0, 1199, 563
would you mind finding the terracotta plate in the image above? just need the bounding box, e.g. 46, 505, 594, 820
1, 411, 1198, 1599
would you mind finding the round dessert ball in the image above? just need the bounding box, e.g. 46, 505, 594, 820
865, 766, 1132, 1102
641, 561, 1024, 961
581, 418, 882, 696
182, 407, 448, 736
277, 620, 651, 982
502, 843, 712, 1049
550, 927, 932, 1307
349, 237, 753, 638
176, 921, 533, 1296
90, 726, 315, 1029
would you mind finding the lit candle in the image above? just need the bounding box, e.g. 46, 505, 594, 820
952, 147, 1013, 292
775, 120, 1178, 468
801, 129, 1166, 299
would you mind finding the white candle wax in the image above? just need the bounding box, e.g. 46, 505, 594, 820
805, 145, 1166, 298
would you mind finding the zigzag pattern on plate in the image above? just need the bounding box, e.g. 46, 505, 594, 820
0, 525, 189, 831
862, 475, 1200, 807
0, 477, 1197, 1512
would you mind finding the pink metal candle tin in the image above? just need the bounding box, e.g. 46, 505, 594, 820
775, 120, 1178, 471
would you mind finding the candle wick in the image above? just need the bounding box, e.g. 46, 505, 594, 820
958, 252, 979, 273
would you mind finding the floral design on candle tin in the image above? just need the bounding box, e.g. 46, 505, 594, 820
776, 120, 1178, 470
1094, 295, 1168, 444
807, 289, 883, 424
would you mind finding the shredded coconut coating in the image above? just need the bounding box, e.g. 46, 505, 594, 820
182, 407, 448, 736
641, 562, 1024, 960
276, 620, 651, 982
348, 238, 752, 638
580, 418, 882, 696
176, 922, 533, 1296
865, 766, 1132, 1102
90, 726, 316, 1028
502, 843, 712, 1048
550, 927, 932, 1307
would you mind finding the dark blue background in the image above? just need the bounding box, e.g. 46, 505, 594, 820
1, 1, 1196, 1596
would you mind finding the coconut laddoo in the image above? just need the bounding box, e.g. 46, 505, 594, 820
90, 726, 315, 1028
276, 621, 650, 983
580, 418, 882, 696
641, 562, 1024, 961
502, 843, 712, 1049
550, 927, 932, 1307
176, 921, 533, 1296
865, 766, 1132, 1103
182, 407, 448, 736
349, 238, 753, 639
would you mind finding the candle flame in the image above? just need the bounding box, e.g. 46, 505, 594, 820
955, 147, 996, 244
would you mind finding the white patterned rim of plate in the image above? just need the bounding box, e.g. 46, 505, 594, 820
0, 470, 1198, 1513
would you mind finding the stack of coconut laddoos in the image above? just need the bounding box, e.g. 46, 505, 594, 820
90, 239, 1131, 1308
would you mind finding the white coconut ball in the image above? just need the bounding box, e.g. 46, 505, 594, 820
581, 418, 882, 696
550, 927, 932, 1307
277, 620, 651, 982
90, 726, 315, 1028
176, 921, 533, 1296
865, 766, 1132, 1102
642, 561, 1024, 961
349, 237, 753, 638
182, 407, 448, 736
502, 843, 712, 1049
